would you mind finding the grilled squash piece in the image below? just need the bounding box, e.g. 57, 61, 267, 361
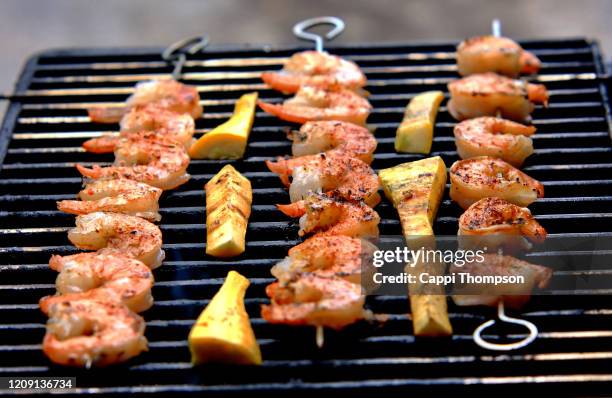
395, 91, 444, 154
379, 156, 452, 336
189, 271, 262, 365
205, 165, 252, 258
189, 92, 258, 159
379, 156, 447, 244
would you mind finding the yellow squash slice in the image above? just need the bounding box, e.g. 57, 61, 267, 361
395, 91, 444, 154
189, 92, 258, 159
379, 156, 452, 336
188, 271, 262, 365
205, 164, 252, 258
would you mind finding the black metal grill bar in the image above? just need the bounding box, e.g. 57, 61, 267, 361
0, 38, 611, 396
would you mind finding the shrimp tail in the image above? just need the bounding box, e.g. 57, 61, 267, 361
266, 158, 291, 186
88, 106, 127, 123
48, 255, 64, 272
260, 72, 299, 94
57, 200, 85, 215
527, 84, 549, 107
258, 100, 309, 124
82, 136, 118, 154
76, 164, 102, 179
39, 295, 55, 315
277, 201, 306, 218
524, 221, 548, 244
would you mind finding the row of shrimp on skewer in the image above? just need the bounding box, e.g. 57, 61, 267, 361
447, 34, 553, 307
256, 35, 556, 332
39, 79, 203, 367
255, 50, 383, 337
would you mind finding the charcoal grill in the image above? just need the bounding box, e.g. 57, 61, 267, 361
1, 38, 612, 396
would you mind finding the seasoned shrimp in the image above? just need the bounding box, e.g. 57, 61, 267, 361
261, 51, 366, 94
88, 79, 202, 123
447, 72, 548, 122
43, 296, 147, 367
77, 131, 190, 190
261, 274, 365, 330
457, 36, 541, 77
67, 212, 164, 269
83, 104, 196, 154
451, 253, 552, 309
458, 197, 547, 251
288, 121, 377, 164
271, 235, 378, 285
453, 117, 537, 167
258, 84, 372, 125
269, 153, 380, 210
57, 178, 162, 221
40, 252, 154, 313
450, 156, 544, 209
278, 193, 380, 240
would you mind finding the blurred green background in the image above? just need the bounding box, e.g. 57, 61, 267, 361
1, 0, 611, 95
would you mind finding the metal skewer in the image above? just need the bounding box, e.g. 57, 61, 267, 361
162, 34, 210, 80
293, 16, 345, 53
473, 301, 538, 351
472, 19, 540, 352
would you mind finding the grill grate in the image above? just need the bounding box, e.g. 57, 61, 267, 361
0, 39, 612, 396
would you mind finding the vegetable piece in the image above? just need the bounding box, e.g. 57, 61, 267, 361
395, 91, 444, 154
205, 164, 252, 258
188, 270, 262, 365
379, 156, 447, 243
405, 258, 453, 337
379, 156, 452, 336
189, 92, 258, 159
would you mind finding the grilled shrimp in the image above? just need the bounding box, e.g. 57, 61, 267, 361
451, 254, 552, 309
42, 296, 147, 367
261, 51, 366, 94
447, 72, 548, 122
450, 156, 544, 209
83, 104, 196, 154
458, 197, 547, 252
88, 79, 202, 123
261, 274, 365, 330
278, 193, 380, 240
271, 235, 378, 285
288, 121, 377, 164
67, 212, 164, 269
269, 153, 380, 210
258, 84, 372, 125
77, 131, 190, 190
57, 178, 162, 222
41, 252, 154, 313
457, 36, 541, 77
453, 117, 536, 167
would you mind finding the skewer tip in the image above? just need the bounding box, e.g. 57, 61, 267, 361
315, 325, 325, 348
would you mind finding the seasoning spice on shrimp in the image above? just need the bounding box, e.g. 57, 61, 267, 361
77, 131, 191, 190
447, 72, 548, 122
450, 156, 544, 209
261, 50, 366, 94
453, 116, 537, 167
40, 252, 154, 314
84, 104, 195, 154
278, 193, 380, 240
268, 152, 380, 209
258, 83, 372, 126
57, 178, 162, 222
67, 211, 165, 269
288, 120, 377, 164
88, 79, 202, 123
457, 35, 541, 77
